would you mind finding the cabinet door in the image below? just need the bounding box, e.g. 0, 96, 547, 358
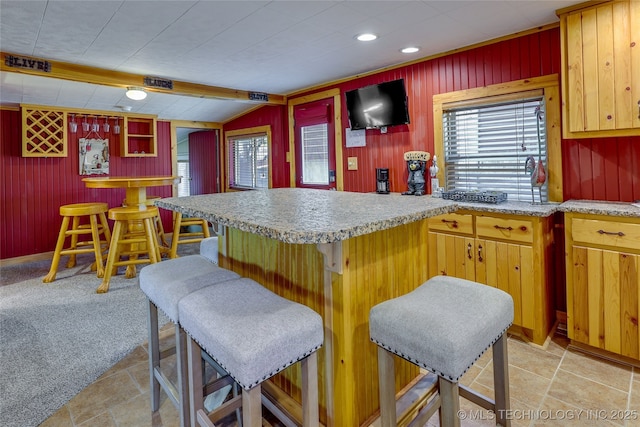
563, 0, 640, 136
479, 239, 535, 330
427, 232, 475, 280
570, 246, 640, 359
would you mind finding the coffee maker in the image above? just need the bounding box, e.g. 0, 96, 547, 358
376, 168, 390, 194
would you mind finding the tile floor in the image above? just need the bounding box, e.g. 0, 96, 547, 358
39, 327, 640, 427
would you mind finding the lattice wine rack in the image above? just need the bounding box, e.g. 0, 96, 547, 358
21, 106, 68, 157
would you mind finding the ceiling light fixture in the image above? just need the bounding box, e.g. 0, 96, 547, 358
356, 33, 377, 42
125, 87, 147, 100
401, 46, 420, 54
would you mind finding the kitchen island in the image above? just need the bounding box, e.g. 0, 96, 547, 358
156, 188, 456, 427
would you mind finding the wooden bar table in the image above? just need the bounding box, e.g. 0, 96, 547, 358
82, 175, 181, 208
83, 175, 180, 282
157, 188, 456, 427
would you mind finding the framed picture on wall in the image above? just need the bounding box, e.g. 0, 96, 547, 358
79, 138, 109, 175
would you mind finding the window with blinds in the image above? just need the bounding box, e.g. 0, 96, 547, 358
443, 96, 548, 203
301, 123, 329, 185
177, 161, 191, 197
227, 133, 269, 190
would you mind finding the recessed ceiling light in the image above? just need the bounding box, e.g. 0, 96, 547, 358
401, 47, 420, 54
356, 33, 377, 42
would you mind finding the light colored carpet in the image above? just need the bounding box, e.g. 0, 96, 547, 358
0, 260, 168, 427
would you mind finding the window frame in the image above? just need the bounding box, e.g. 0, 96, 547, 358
224, 125, 272, 191
432, 75, 563, 203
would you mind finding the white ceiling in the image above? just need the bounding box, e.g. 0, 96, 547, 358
0, 0, 582, 123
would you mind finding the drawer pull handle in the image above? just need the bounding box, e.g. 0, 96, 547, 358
494, 225, 513, 231
597, 229, 625, 237
441, 219, 458, 228
467, 242, 472, 259
478, 244, 483, 262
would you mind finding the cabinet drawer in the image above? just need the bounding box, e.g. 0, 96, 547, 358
428, 213, 473, 235
571, 218, 640, 251
476, 216, 533, 243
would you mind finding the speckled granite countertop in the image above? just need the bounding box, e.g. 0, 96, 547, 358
453, 200, 561, 217
559, 200, 640, 218
156, 188, 457, 244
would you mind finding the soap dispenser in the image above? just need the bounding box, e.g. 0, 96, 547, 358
429, 155, 440, 196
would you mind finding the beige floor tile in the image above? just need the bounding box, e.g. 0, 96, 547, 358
110, 393, 180, 427
39, 404, 73, 427
100, 345, 149, 380
77, 411, 117, 427
475, 364, 551, 407
559, 350, 632, 392
506, 339, 563, 379
547, 370, 629, 416
67, 370, 143, 425
128, 359, 153, 394
536, 395, 621, 426
460, 364, 483, 387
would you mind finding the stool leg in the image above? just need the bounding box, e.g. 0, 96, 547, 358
147, 301, 161, 412
97, 220, 123, 294
301, 352, 319, 427
188, 336, 205, 427
202, 220, 211, 238
65, 216, 81, 268
493, 334, 511, 427
43, 216, 71, 283
143, 217, 160, 264
377, 347, 397, 427
170, 212, 183, 259
89, 213, 106, 278
176, 324, 191, 427
242, 386, 261, 427
439, 377, 461, 427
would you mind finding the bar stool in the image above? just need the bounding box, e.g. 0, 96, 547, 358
178, 278, 323, 427
369, 276, 514, 427
43, 202, 111, 283
170, 212, 211, 258
140, 255, 241, 427
123, 195, 170, 256
97, 206, 161, 294
199, 237, 218, 264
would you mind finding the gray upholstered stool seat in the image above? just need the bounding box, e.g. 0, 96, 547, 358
370, 276, 514, 427
179, 278, 324, 427
139, 255, 241, 427
199, 237, 218, 264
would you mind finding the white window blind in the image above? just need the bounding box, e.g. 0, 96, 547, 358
227, 134, 268, 189
301, 123, 329, 185
177, 161, 190, 197
443, 96, 548, 203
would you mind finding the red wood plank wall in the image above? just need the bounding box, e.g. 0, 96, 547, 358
0, 111, 173, 259
224, 27, 639, 200
2, 27, 639, 260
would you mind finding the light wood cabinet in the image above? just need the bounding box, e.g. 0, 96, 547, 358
565, 212, 640, 360
428, 210, 555, 345
121, 115, 157, 157
558, 0, 640, 138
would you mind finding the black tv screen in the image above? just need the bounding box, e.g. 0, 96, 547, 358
345, 79, 410, 130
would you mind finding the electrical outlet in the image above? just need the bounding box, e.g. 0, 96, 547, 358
347, 157, 358, 170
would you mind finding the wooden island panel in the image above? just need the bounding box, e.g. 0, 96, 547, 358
218, 219, 430, 427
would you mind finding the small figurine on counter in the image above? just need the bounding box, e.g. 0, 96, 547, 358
402, 150, 430, 196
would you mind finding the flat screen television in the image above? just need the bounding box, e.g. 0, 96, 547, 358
345, 79, 410, 130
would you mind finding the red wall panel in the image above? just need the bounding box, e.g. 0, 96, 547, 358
0, 111, 173, 259
224, 105, 289, 188
2, 27, 639, 260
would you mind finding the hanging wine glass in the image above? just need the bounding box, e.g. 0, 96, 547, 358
92, 116, 100, 132
102, 116, 110, 133
68, 114, 77, 133
82, 116, 90, 132
113, 117, 121, 135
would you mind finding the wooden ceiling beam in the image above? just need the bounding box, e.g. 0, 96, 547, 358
1, 51, 286, 105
